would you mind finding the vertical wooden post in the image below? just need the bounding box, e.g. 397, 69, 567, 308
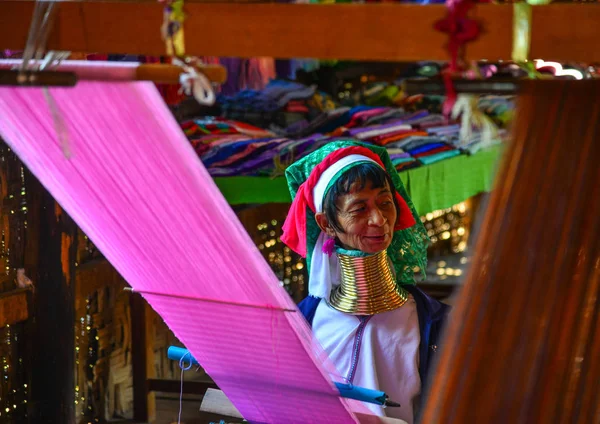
421, 80, 600, 423
26, 175, 77, 424
130, 293, 156, 422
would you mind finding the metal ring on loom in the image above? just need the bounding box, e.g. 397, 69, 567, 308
123, 287, 297, 313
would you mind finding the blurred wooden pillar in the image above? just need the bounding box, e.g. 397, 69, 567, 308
130, 293, 156, 422
26, 173, 78, 424
421, 80, 600, 423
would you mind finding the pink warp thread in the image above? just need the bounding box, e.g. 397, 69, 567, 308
0, 81, 364, 423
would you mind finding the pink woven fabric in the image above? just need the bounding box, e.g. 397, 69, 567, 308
0, 81, 359, 423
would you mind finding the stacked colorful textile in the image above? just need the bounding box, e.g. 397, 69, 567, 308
180, 105, 507, 177
217, 80, 336, 132
179, 116, 328, 177
328, 112, 464, 171
182, 117, 275, 157
179, 79, 511, 177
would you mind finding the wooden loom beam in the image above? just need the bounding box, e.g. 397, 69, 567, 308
1, 2, 600, 63
0, 61, 228, 85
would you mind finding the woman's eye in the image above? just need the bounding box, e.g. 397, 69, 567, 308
350, 207, 366, 214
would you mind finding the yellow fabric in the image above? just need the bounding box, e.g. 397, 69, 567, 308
512, 3, 532, 63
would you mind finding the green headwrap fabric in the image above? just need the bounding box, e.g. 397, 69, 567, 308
284, 140, 429, 285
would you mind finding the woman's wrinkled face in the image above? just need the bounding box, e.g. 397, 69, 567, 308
317, 180, 397, 254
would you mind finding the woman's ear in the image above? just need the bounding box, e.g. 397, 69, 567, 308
315, 212, 336, 237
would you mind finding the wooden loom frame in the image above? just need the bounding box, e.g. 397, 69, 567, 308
1, 1, 600, 63
1, 1, 599, 423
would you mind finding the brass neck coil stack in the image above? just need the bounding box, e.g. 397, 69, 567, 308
329, 250, 409, 315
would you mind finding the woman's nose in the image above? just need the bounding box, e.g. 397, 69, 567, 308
368, 207, 386, 226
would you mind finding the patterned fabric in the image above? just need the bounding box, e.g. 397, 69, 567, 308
284, 140, 429, 285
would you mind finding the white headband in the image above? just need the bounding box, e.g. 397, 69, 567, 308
312, 154, 379, 214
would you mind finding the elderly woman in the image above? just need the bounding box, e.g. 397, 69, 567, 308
281, 140, 449, 424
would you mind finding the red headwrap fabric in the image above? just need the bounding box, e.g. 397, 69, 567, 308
281, 146, 416, 257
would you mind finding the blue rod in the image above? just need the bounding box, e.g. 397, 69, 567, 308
167, 346, 398, 407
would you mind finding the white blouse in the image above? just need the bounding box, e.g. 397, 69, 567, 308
312, 295, 421, 424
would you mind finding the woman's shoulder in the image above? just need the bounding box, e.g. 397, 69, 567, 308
297, 295, 323, 326
403, 284, 450, 323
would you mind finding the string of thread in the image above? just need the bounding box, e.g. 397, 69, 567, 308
178, 351, 194, 424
